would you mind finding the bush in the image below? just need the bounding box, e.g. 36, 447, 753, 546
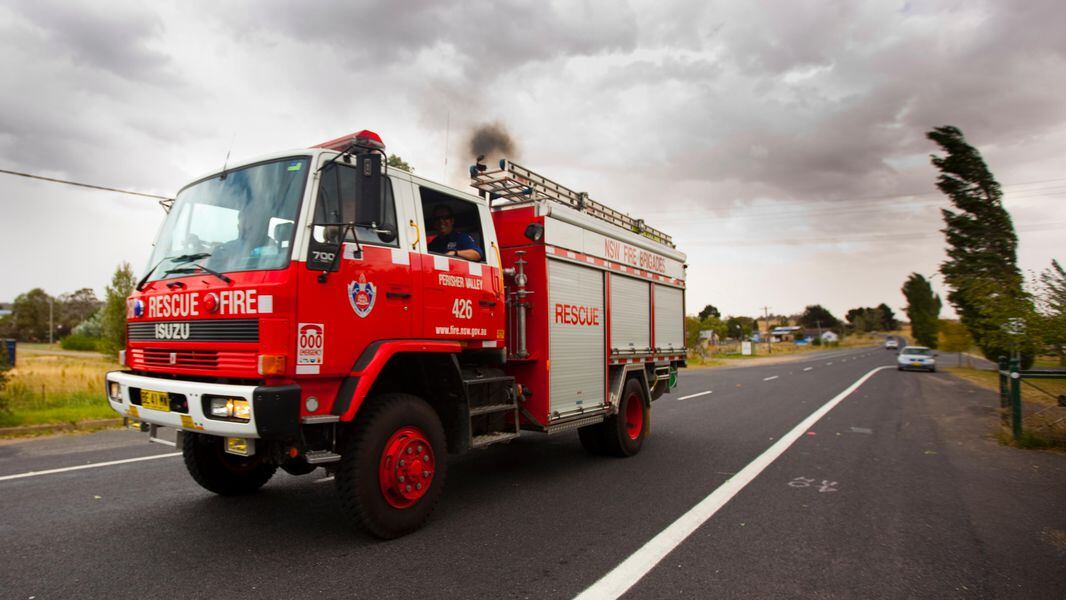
0, 343, 9, 413
60, 334, 104, 352
812, 337, 822, 347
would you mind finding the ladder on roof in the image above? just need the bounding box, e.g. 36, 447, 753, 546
470, 159, 675, 248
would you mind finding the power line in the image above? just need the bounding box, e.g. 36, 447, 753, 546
0, 167, 172, 201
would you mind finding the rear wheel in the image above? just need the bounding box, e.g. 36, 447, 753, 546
601, 378, 649, 457
335, 393, 447, 539
182, 432, 276, 496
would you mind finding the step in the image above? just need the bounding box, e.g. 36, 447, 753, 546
304, 450, 342, 465
469, 403, 517, 417
471, 431, 520, 448
302, 415, 340, 425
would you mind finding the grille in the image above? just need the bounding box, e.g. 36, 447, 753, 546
128, 319, 259, 342
130, 348, 258, 373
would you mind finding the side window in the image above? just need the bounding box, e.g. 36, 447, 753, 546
419, 186, 485, 263
313, 163, 398, 247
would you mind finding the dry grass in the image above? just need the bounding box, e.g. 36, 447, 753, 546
946, 366, 1066, 409
0, 352, 119, 427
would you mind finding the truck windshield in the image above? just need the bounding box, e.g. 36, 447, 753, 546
144, 157, 310, 282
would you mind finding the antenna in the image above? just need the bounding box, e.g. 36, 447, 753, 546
443, 111, 451, 181
220, 131, 237, 179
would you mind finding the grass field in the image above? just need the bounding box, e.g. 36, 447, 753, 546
689, 332, 884, 367
0, 351, 119, 428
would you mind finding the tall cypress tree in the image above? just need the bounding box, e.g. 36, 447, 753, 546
927, 126, 1032, 363
901, 273, 941, 347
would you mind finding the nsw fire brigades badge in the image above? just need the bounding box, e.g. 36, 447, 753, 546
347, 273, 376, 318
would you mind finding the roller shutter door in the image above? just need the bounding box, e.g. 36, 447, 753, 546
653, 285, 684, 352
609, 274, 650, 353
548, 259, 605, 417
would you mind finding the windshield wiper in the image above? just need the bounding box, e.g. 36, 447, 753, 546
136, 253, 212, 291
163, 261, 233, 285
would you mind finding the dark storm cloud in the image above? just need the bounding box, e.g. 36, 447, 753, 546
590, 0, 1066, 207
217, 0, 639, 79
7, 0, 170, 83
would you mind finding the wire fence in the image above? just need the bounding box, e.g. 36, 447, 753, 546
998, 357, 1066, 443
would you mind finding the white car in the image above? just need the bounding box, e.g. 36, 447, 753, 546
885, 338, 899, 350
897, 346, 937, 372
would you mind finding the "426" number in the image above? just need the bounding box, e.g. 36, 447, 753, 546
451, 298, 473, 320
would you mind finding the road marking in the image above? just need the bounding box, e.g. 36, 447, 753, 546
826, 362, 834, 366
677, 391, 712, 401
0, 452, 182, 482
573, 365, 892, 600
803, 367, 813, 372
763, 375, 779, 381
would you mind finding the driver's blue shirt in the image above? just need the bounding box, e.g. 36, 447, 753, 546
429, 231, 483, 257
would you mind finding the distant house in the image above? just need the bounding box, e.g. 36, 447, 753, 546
770, 326, 802, 342
698, 330, 719, 347
802, 328, 839, 343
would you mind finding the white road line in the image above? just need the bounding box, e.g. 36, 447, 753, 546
677, 391, 712, 401
763, 375, 779, 381
573, 365, 893, 600
803, 367, 813, 372
0, 452, 182, 482
826, 362, 834, 366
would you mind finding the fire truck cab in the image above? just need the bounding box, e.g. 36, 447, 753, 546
105, 130, 686, 538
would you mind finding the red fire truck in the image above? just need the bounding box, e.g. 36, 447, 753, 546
105, 130, 687, 538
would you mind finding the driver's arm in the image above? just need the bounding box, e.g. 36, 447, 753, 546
451, 248, 482, 261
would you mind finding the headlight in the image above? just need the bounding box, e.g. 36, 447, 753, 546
207, 397, 251, 422
108, 381, 121, 401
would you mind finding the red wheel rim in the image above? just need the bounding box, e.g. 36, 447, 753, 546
378, 426, 435, 509
624, 392, 644, 441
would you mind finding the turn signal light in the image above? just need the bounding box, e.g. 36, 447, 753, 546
258, 354, 286, 376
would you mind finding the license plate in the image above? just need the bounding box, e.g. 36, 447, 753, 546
141, 389, 170, 412
911, 362, 923, 367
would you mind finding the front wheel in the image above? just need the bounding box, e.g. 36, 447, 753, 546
182, 432, 277, 496
335, 393, 447, 539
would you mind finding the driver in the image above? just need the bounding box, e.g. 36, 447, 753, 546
428, 204, 482, 261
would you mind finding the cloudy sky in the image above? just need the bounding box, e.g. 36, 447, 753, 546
2, 0, 1064, 321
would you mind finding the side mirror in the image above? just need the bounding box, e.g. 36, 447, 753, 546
354, 153, 383, 225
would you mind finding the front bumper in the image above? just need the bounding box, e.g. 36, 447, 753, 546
897, 360, 935, 370
105, 371, 300, 439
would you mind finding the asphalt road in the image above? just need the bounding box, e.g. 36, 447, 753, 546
2, 344, 1064, 599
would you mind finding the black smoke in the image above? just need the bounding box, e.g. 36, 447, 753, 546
468, 121, 517, 159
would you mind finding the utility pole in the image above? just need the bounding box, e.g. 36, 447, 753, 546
762, 306, 772, 355
48, 298, 54, 345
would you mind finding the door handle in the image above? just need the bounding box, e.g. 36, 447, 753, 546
387, 291, 412, 300
479, 300, 497, 308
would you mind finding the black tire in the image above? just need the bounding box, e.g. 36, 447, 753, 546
335, 393, 447, 539
897, 366, 903, 371
182, 432, 276, 496
601, 378, 649, 457
578, 423, 606, 454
